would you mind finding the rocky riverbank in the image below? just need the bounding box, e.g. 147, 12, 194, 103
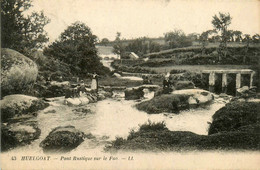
1, 95, 49, 151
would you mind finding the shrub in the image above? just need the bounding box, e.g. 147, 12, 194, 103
139, 120, 167, 131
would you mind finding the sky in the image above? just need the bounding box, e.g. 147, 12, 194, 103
29, 0, 260, 42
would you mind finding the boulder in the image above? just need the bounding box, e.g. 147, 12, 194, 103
236, 86, 257, 98
98, 90, 113, 100
136, 89, 214, 114
0, 94, 49, 122
125, 88, 144, 100
174, 81, 195, 90
40, 126, 85, 153
172, 89, 214, 106
208, 101, 260, 135
113, 73, 121, 77
65, 96, 90, 106
1, 48, 38, 97
1, 116, 41, 151
125, 85, 160, 100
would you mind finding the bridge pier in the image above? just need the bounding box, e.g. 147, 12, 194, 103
235, 73, 241, 96
203, 69, 255, 96
222, 73, 227, 93
250, 72, 255, 88
209, 72, 215, 92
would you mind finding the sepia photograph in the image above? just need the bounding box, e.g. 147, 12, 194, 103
1, 0, 260, 169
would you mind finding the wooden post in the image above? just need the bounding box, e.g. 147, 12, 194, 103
236, 73, 241, 96
222, 73, 227, 93
209, 72, 215, 92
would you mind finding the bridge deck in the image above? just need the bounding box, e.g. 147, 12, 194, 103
202, 69, 254, 74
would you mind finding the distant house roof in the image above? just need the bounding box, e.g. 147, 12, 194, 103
129, 52, 139, 59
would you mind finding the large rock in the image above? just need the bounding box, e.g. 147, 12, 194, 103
1, 48, 38, 97
125, 88, 144, 100
172, 89, 214, 106
0, 94, 49, 122
208, 101, 260, 135
40, 126, 85, 153
136, 89, 214, 114
98, 90, 113, 100
64, 92, 102, 106
125, 85, 160, 100
1, 116, 41, 151
236, 86, 257, 98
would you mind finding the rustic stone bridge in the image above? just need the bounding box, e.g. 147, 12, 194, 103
202, 69, 255, 95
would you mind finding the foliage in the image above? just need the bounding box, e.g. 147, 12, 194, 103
199, 30, 217, 54
212, 12, 232, 59
164, 29, 192, 49
44, 22, 110, 76
1, 0, 50, 54
139, 120, 167, 132
124, 37, 162, 56
100, 38, 109, 46
112, 32, 125, 58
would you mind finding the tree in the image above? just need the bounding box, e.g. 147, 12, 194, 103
100, 38, 109, 46
226, 30, 234, 42
233, 30, 242, 42
44, 21, 109, 76
199, 29, 216, 54
1, 0, 50, 54
164, 29, 192, 49
187, 33, 200, 41
242, 34, 252, 63
112, 32, 125, 59
252, 34, 260, 43
212, 12, 232, 59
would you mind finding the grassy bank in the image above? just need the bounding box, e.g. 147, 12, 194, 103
106, 121, 260, 152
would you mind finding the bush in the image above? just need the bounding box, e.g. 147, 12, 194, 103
139, 120, 167, 131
